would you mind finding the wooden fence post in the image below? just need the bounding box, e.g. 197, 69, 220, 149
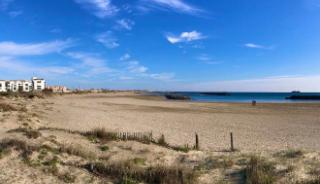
230, 132, 234, 152
195, 133, 199, 150
149, 131, 153, 141
178, 170, 184, 184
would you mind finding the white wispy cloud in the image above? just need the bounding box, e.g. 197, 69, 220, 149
166, 31, 206, 44
119, 55, 175, 81
150, 73, 175, 81
74, 0, 118, 18
67, 52, 114, 75
8, 10, 22, 17
0, 39, 74, 56
120, 53, 131, 61
50, 28, 62, 34
244, 43, 273, 50
141, 0, 203, 15
0, 56, 74, 75
0, 0, 14, 11
196, 54, 221, 65
116, 19, 135, 30
127, 60, 148, 73
96, 31, 119, 49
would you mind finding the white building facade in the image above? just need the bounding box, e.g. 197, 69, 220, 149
32, 77, 46, 91
0, 77, 45, 93
0, 81, 6, 92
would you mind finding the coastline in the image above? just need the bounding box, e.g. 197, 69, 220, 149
155, 91, 320, 103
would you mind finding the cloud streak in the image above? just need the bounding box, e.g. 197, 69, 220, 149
67, 52, 114, 75
116, 19, 135, 30
166, 31, 205, 44
0, 0, 14, 11
96, 31, 120, 49
244, 43, 273, 50
196, 54, 221, 65
119, 55, 175, 81
0, 39, 74, 56
96, 31, 119, 49
0, 56, 74, 75
141, 0, 203, 15
74, 0, 118, 18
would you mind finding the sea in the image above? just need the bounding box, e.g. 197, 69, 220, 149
154, 92, 320, 103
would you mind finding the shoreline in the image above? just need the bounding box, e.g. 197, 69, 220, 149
151, 91, 320, 104
145, 92, 320, 105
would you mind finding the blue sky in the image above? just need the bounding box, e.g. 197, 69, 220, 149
1, 0, 320, 91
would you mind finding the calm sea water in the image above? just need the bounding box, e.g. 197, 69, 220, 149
155, 92, 320, 103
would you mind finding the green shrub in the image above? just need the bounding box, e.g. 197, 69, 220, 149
282, 149, 304, 158
99, 145, 109, 151
133, 157, 146, 166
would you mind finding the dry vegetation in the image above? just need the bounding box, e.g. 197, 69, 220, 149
2, 125, 320, 184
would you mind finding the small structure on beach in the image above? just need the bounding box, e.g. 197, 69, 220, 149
47, 86, 70, 93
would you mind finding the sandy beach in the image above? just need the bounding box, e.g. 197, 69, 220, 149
2, 92, 320, 183
18, 92, 320, 152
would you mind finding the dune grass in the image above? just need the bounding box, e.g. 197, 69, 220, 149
0, 103, 17, 112
38, 127, 195, 153
84, 161, 197, 184
245, 156, 277, 184
8, 127, 42, 139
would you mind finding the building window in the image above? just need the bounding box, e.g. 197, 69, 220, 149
0, 83, 2, 87
37, 81, 41, 83
37, 86, 42, 90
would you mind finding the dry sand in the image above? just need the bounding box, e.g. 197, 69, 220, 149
30, 92, 320, 152
2, 92, 320, 183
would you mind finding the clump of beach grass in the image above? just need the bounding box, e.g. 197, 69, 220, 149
0, 146, 11, 159
245, 156, 277, 184
171, 144, 193, 153
0, 102, 17, 112
57, 172, 76, 183
7, 127, 42, 139
99, 145, 109, 152
83, 128, 118, 143
133, 157, 146, 166
194, 156, 234, 171
85, 161, 197, 184
296, 177, 320, 184
0, 138, 37, 153
58, 143, 97, 160
276, 149, 304, 159
157, 134, 168, 147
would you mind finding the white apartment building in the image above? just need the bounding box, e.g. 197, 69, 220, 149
0, 80, 6, 92
32, 77, 46, 91
0, 77, 45, 93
